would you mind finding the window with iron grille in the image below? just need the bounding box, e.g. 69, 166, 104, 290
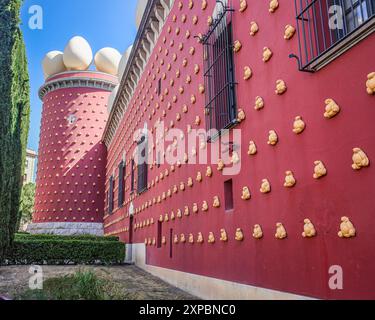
118, 161, 125, 208
158, 78, 162, 96
137, 135, 148, 194
202, 1, 237, 140
108, 176, 114, 214
157, 221, 162, 248
292, 0, 375, 72
130, 159, 135, 193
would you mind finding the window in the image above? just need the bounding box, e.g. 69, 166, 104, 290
224, 179, 234, 211
157, 78, 162, 96
157, 221, 162, 248
108, 176, 114, 214
202, 2, 237, 139
343, 0, 374, 32
292, 0, 375, 72
137, 135, 148, 194
169, 228, 173, 258
118, 161, 125, 208
130, 159, 135, 193
67, 114, 77, 125
25, 159, 29, 168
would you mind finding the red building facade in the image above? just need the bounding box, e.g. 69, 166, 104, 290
104, 0, 374, 299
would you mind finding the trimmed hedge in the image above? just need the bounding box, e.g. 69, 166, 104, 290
14, 233, 119, 242
2, 240, 125, 265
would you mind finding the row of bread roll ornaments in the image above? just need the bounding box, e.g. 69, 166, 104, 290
42, 36, 126, 79
153, 217, 356, 245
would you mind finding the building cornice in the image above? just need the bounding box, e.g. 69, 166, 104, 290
102, 0, 175, 147
38, 74, 118, 100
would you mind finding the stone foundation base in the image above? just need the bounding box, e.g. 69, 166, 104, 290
26, 222, 104, 236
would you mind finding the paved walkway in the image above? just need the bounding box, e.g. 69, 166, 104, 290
0, 265, 197, 300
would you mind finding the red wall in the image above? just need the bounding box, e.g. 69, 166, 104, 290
34, 72, 113, 224
104, 1, 375, 299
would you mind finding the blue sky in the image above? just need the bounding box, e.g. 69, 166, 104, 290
20, 0, 138, 152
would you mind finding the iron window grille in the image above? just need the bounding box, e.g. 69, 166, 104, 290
157, 221, 162, 248
137, 135, 148, 194
291, 0, 375, 72
118, 161, 125, 208
158, 78, 162, 96
130, 159, 135, 193
108, 176, 114, 214
201, 0, 237, 141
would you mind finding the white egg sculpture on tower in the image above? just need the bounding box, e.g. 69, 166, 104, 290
107, 84, 119, 113
63, 36, 93, 71
117, 45, 133, 79
135, 0, 148, 29
42, 51, 66, 79
94, 47, 122, 76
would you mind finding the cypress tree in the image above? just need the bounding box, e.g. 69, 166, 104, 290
0, 0, 30, 257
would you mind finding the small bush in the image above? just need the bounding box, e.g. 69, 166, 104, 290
18, 270, 126, 300
14, 233, 119, 242
2, 239, 125, 265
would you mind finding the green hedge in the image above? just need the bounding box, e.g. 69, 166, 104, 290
14, 233, 119, 242
2, 240, 125, 265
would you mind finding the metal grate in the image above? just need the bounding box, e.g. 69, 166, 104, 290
201, 0, 237, 140
118, 161, 125, 208
292, 0, 375, 72
108, 176, 114, 214
137, 136, 148, 194
130, 159, 135, 193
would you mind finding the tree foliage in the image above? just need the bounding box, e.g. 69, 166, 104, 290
18, 183, 35, 229
0, 0, 30, 257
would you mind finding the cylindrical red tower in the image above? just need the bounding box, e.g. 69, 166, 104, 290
28, 71, 117, 235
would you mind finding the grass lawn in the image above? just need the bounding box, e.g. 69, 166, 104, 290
18, 270, 126, 300
1, 265, 197, 300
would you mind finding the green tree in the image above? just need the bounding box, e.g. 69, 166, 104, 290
0, 0, 30, 257
18, 183, 35, 230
